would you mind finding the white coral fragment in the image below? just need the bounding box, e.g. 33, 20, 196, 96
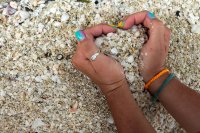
31, 118, 45, 129
191, 24, 200, 34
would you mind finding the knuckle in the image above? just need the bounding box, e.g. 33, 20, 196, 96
151, 19, 163, 26
143, 10, 149, 14
72, 55, 80, 68
165, 27, 171, 38
155, 20, 164, 26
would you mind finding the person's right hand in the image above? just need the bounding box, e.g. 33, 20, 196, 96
120, 11, 171, 82
72, 24, 127, 96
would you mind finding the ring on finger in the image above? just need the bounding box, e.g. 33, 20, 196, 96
90, 50, 100, 61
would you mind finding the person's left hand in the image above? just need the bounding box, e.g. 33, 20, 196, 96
72, 24, 127, 95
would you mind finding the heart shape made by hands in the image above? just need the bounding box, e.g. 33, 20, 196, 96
95, 25, 148, 91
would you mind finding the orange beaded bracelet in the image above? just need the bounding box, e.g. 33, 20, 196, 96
144, 69, 169, 90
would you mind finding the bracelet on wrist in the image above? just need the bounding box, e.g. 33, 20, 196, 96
144, 68, 169, 90
151, 73, 175, 103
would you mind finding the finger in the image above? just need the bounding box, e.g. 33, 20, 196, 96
121, 10, 166, 36
77, 38, 99, 59
121, 11, 167, 47
147, 25, 165, 47
74, 24, 116, 42
72, 52, 96, 78
84, 23, 117, 39
121, 10, 158, 30
121, 15, 130, 22
75, 24, 116, 59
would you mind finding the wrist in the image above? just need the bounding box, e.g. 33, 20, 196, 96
99, 79, 129, 96
142, 68, 164, 83
148, 72, 170, 94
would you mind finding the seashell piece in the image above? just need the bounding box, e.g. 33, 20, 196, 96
3, 5, 16, 16
35, 76, 43, 82
0, 4, 3, 9
61, 13, 69, 22
33, 0, 39, 7
111, 48, 118, 55
54, 21, 61, 27
69, 101, 78, 113
31, 118, 45, 129
56, 54, 64, 60
38, 23, 44, 33
127, 55, 134, 63
134, 31, 140, 37
12, 52, 21, 60
49, 7, 57, 14
107, 116, 114, 124
19, 11, 30, 22
10, 1, 18, 9
191, 24, 200, 34
95, 37, 104, 48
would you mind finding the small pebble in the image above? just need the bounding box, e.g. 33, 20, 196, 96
66, 55, 71, 60
61, 13, 69, 22
31, 118, 45, 129
0, 4, 3, 9
111, 48, 118, 55
33, 0, 39, 7
32, 53, 38, 60
19, 11, 30, 21
56, 54, 64, 60
127, 55, 134, 63
51, 75, 61, 83
70, 101, 78, 113
35, 76, 43, 82
3, 5, 16, 16
107, 116, 114, 124
49, 7, 57, 13
25, 7, 33, 12
38, 23, 44, 33
134, 31, 140, 37
9, 1, 18, 9
12, 52, 21, 61
95, 0, 99, 4
0, 90, 6, 97
188, 13, 199, 25
132, 25, 138, 32
54, 21, 61, 27
191, 24, 200, 34
45, 51, 52, 57
175, 10, 180, 17
95, 37, 104, 48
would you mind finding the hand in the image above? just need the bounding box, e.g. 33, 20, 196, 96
120, 11, 171, 82
72, 24, 127, 95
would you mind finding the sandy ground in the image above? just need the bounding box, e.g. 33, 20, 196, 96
0, 0, 200, 132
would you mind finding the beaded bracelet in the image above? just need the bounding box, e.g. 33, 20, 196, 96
144, 69, 169, 90
152, 73, 175, 102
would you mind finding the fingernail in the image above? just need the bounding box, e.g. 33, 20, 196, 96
108, 24, 117, 29
117, 21, 125, 28
147, 11, 156, 19
75, 30, 86, 41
